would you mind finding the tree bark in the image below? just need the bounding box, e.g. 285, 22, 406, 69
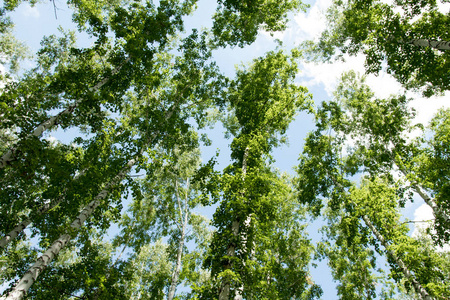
0, 155, 136, 300
167, 225, 186, 300
397, 167, 450, 224
406, 39, 450, 51
0, 59, 128, 169
1, 125, 126, 248
1, 98, 180, 300
330, 176, 433, 300
361, 214, 433, 300
0, 170, 85, 249
412, 183, 449, 222
219, 148, 249, 300
167, 180, 188, 300
0, 219, 31, 250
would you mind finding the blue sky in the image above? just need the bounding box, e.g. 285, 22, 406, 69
3, 0, 450, 298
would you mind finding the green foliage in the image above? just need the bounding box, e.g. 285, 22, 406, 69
212, 0, 308, 47
305, 71, 450, 243
4, 0, 448, 299
296, 71, 450, 299
417, 108, 450, 241
304, 0, 450, 96
0, 24, 30, 74
200, 49, 317, 299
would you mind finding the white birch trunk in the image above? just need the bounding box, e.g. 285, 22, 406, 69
167, 200, 188, 300
219, 219, 239, 300
0, 170, 85, 249
219, 148, 249, 300
0, 155, 136, 300
0, 219, 31, 249
1, 95, 181, 300
406, 39, 450, 51
1, 126, 125, 248
0, 59, 128, 169
233, 148, 249, 300
232, 227, 246, 300
330, 176, 433, 300
361, 214, 433, 300
398, 168, 450, 224
0, 233, 72, 300
233, 215, 252, 300
167, 229, 186, 300
412, 184, 449, 222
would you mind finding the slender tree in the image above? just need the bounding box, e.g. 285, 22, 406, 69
0, 0, 199, 170
303, 0, 450, 95
296, 94, 448, 299
203, 49, 317, 299
325, 71, 450, 241
1, 28, 222, 299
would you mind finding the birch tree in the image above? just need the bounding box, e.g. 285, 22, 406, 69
0, 119, 128, 251
326, 71, 450, 243
0, 0, 200, 170
416, 108, 450, 242
0, 1, 315, 298
296, 95, 449, 299
200, 49, 318, 299
0, 28, 223, 300
117, 145, 212, 299
19, 228, 128, 300
303, 0, 450, 96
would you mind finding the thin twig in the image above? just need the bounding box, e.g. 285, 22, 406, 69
401, 219, 435, 225
51, 0, 58, 19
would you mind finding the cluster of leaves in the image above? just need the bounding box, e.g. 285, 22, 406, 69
304, 0, 450, 96
296, 70, 450, 299
0, 0, 321, 299
1, 0, 449, 298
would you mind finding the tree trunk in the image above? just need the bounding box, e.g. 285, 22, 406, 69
167, 206, 187, 300
412, 183, 449, 222
1, 98, 180, 300
330, 176, 433, 300
167, 227, 186, 300
219, 218, 239, 300
167, 178, 189, 300
360, 214, 433, 300
406, 39, 450, 51
0, 59, 128, 169
0, 157, 136, 300
1, 125, 126, 248
219, 148, 249, 300
0, 219, 31, 250
0, 170, 85, 249
397, 167, 450, 224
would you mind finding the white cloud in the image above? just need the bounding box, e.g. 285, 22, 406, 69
45, 135, 59, 145
437, 1, 450, 12
299, 54, 367, 96
293, 0, 331, 42
408, 92, 450, 127
258, 27, 289, 41
412, 204, 450, 251
412, 204, 434, 238
299, 54, 450, 131
0, 64, 6, 89
22, 4, 40, 18
364, 72, 403, 99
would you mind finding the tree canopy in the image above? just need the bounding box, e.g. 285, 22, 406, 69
0, 0, 449, 299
